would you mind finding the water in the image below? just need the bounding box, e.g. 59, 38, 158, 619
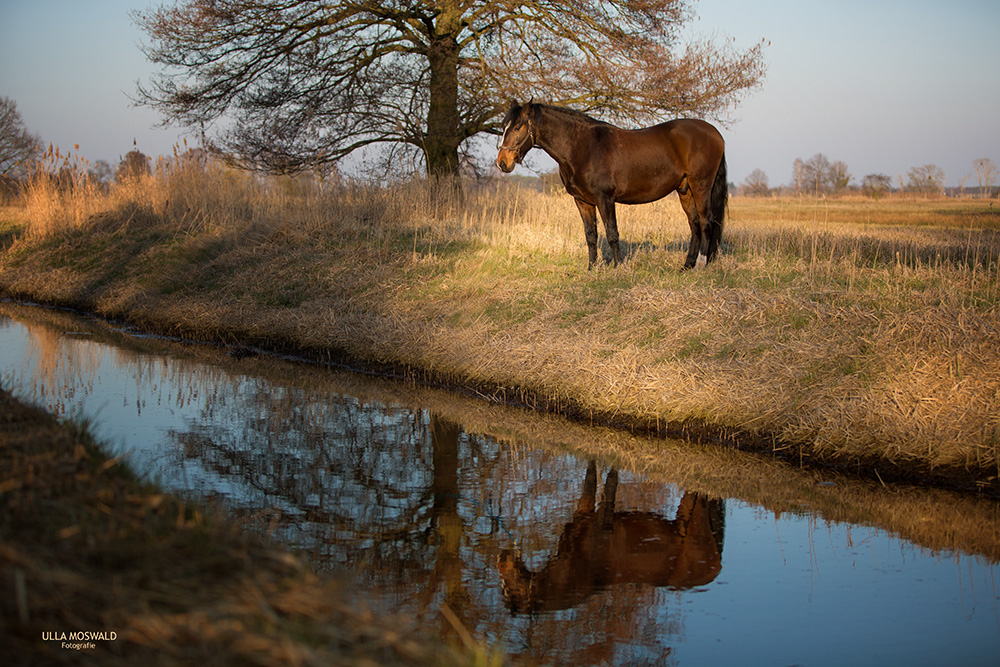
2, 301, 998, 665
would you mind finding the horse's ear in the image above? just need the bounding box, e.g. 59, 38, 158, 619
508, 98, 519, 111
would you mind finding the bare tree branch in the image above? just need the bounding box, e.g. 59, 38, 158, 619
134, 0, 766, 176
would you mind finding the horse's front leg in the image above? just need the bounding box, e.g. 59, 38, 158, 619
597, 467, 618, 528
596, 197, 622, 266
574, 199, 600, 268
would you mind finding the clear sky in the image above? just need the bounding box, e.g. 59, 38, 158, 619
1, 0, 998, 187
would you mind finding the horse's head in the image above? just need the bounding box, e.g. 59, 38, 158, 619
496, 99, 537, 173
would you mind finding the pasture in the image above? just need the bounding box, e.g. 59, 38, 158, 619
1, 161, 998, 490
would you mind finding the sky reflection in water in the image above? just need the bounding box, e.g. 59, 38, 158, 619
1, 304, 998, 665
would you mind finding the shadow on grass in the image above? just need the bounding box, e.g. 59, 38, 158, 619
0, 212, 25, 252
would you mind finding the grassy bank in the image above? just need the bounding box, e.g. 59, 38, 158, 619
1, 161, 999, 492
0, 389, 495, 666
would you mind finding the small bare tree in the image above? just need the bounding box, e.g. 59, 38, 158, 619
802, 154, 831, 196
790, 158, 806, 196
861, 173, 892, 200
907, 164, 945, 197
956, 172, 971, 196
742, 168, 769, 197
829, 160, 851, 194
973, 158, 997, 199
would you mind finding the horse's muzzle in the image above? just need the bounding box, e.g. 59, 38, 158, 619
496, 148, 517, 173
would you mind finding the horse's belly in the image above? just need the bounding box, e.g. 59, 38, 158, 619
617, 183, 678, 205
613, 163, 683, 204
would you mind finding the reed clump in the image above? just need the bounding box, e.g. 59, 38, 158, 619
2, 155, 998, 491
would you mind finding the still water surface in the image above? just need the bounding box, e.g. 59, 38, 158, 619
1, 302, 998, 665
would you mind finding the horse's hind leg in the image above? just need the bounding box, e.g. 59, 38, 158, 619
596, 197, 623, 266
707, 217, 723, 260
574, 199, 600, 268
678, 190, 704, 269
697, 195, 722, 265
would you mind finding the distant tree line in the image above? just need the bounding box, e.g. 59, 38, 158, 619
738, 154, 997, 199
0, 96, 182, 201
4, 88, 997, 204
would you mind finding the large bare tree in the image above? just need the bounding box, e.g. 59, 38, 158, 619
134, 0, 766, 178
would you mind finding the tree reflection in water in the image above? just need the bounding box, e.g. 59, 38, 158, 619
168, 392, 704, 662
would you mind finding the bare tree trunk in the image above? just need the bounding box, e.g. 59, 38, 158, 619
425, 35, 461, 179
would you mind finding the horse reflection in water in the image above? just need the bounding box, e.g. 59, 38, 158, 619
498, 461, 725, 614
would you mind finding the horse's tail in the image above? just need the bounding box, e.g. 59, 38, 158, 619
711, 152, 728, 236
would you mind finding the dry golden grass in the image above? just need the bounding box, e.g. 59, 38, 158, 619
2, 159, 998, 491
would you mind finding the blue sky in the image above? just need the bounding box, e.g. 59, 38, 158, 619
1, 0, 998, 186
690, 0, 1000, 187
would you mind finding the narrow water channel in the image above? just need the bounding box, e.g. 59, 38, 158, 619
2, 301, 998, 665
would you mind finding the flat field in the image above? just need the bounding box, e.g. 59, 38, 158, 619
2, 164, 998, 491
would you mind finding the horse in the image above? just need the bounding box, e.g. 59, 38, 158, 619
497, 461, 725, 614
496, 100, 727, 269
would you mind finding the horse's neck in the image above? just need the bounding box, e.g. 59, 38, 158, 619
536, 106, 599, 164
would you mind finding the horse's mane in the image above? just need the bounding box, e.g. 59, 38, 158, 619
537, 103, 611, 128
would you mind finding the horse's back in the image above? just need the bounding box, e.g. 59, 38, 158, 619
649, 117, 722, 137
647, 119, 724, 159
597, 119, 722, 203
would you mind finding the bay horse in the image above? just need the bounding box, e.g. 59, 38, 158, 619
497, 461, 725, 614
496, 100, 727, 269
